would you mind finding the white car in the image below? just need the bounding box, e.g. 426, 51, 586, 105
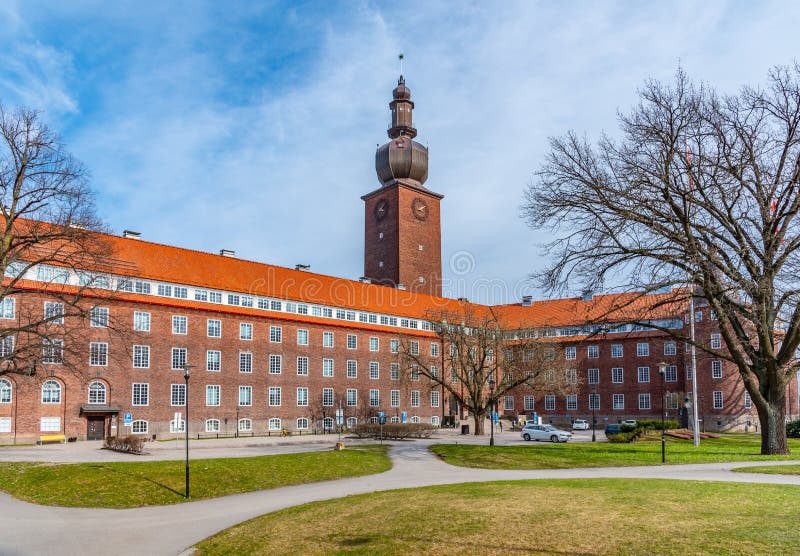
520, 424, 573, 443
621, 419, 638, 427
572, 419, 590, 430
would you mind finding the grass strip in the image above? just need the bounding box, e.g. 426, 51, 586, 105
0, 445, 389, 508
732, 464, 800, 475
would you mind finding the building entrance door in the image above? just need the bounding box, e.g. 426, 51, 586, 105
87, 417, 105, 440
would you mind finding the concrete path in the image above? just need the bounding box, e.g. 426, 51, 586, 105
1, 443, 799, 556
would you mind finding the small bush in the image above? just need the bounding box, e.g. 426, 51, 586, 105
104, 436, 145, 454
351, 423, 436, 440
607, 432, 638, 443
787, 420, 800, 438
636, 419, 679, 431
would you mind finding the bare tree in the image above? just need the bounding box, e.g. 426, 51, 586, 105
522, 65, 800, 454
400, 304, 571, 436
0, 104, 121, 379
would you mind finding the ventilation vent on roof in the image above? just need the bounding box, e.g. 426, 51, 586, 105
396, 283, 406, 290
457, 297, 469, 302
122, 230, 141, 239
521, 295, 533, 307
581, 289, 594, 301
359, 277, 372, 284
219, 249, 236, 257
295, 264, 310, 271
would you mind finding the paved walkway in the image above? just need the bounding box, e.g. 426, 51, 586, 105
1, 442, 799, 556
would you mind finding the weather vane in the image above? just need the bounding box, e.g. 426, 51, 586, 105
399, 53, 404, 76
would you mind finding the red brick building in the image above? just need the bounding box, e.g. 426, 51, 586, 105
0, 76, 795, 443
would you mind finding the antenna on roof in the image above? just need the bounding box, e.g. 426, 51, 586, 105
295, 264, 310, 271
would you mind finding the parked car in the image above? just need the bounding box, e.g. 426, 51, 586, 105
604, 424, 622, 435
572, 419, 590, 430
520, 424, 573, 443
621, 419, 638, 427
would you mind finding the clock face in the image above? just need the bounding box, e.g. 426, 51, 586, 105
412, 197, 428, 221
374, 199, 389, 221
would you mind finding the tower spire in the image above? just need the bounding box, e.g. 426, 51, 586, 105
388, 67, 416, 139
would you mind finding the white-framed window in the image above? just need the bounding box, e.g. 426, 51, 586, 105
269, 386, 282, 406
410, 341, 420, 355
347, 388, 357, 407
505, 396, 515, 411
90, 307, 109, 328
544, 395, 555, 411
87, 381, 106, 404
411, 390, 420, 407
297, 329, 309, 345
744, 391, 752, 409
639, 393, 651, 410
0, 335, 13, 357
565, 346, 576, 360
205, 419, 220, 433
390, 339, 399, 353
711, 360, 722, 379
297, 356, 309, 376
90, 342, 108, 366
296, 417, 309, 430
664, 341, 677, 356
239, 385, 252, 406
391, 363, 400, 381
390, 390, 400, 407
589, 393, 600, 410
270, 326, 282, 343
524, 396, 534, 411
297, 387, 309, 406
612, 367, 624, 383
636, 343, 649, 357
269, 418, 282, 431
206, 385, 220, 406
206, 350, 221, 372
322, 387, 333, 406
44, 302, 64, 324
431, 343, 440, 357
323, 417, 334, 430
0, 297, 15, 319
430, 365, 439, 378
588, 368, 600, 384
269, 354, 282, 374
240, 323, 253, 340
346, 360, 357, 378
346, 334, 357, 350
613, 393, 624, 410
637, 366, 650, 383
686, 363, 694, 381
369, 389, 380, 407
665, 365, 678, 382
431, 390, 440, 407
171, 384, 186, 406
169, 419, 185, 433
133, 345, 150, 368
369, 361, 379, 379
131, 420, 148, 434
566, 395, 577, 411
172, 315, 188, 335
132, 383, 149, 406
566, 369, 577, 384
370, 337, 379, 352
431, 416, 440, 426
695, 310, 703, 322
322, 358, 334, 377
239, 352, 252, 373
611, 344, 623, 358
587, 345, 599, 359
171, 347, 187, 370
42, 339, 63, 364
0, 379, 11, 403
40, 416, 61, 432
713, 390, 723, 409
134, 311, 151, 332
411, 366, 420, 381
323, 331, 334, 348
207, 319, 221, 338
346, 416, 358, 428
710, 334, 722, 349
238, 418, 252, 432
157, 284, 172, 297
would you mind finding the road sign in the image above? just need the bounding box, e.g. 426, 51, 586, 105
378, 411, 385, 418
335, 408, 343, 425
401, 411, 407, 423
123, 413, 132, 426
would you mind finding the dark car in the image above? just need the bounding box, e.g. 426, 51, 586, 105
604, 424, 622, 435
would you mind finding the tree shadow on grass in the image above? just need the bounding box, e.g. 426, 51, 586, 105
88, 465, 186, 499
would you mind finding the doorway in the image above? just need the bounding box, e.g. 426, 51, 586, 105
87, 417, 105, 440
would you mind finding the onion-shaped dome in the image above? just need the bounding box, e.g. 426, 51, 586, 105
375, 136, 428, 187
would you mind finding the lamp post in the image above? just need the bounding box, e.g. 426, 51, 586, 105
591, 387, 596, 442
658, 362, 667, 464
183, 365, 193, 499
700, 394, 705, 433
488, 377, 496, 447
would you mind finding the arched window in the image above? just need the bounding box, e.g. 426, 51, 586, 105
296, 417, 309, 430
205, 419, 220, 432
169, 419, 185, 433
346, 416, 357, 429
431, 416, 440, 426
0, 379, 11, 403
41, 380, 61, 404
238, 418, 252, 432
268, 418, 281, 431
131, 420, 148, 434
389, 416, 399, 424
410, 416, 421, 423
87, 381, 106, 405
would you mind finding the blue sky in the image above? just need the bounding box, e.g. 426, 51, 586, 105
0, 1, 797, 303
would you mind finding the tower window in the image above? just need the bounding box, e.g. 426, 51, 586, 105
379, 232, 384, 239
379, 261, 384, 268
419, 276, 424, 283
418, 244, 423, 251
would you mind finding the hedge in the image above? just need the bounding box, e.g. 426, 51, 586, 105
351, 423, 437, 440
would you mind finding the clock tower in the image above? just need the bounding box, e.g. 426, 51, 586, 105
363, 75, 443, 297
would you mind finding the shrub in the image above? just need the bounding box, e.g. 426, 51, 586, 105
607, 431, 638, 443
636, 419, 679, 431
787, 420, 800, 438
104, 436, 146, 454
351, 423, 437, 440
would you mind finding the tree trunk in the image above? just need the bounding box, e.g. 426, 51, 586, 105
757, 391, 789, 455
473, 412, 485, 435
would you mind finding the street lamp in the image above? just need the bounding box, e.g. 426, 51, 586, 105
183, 364, 193, 498
658, 362, 667, 464
700, 394, 705, 433
488, 376, 496, 447
591, 387, 596, 442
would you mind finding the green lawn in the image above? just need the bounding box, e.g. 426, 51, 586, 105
194, 479, 800, 555
0, 445, 390, 508
733, 464, 800, 475
430, 434, 800, 469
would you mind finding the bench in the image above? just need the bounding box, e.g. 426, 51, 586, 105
38, 434, 66, 445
